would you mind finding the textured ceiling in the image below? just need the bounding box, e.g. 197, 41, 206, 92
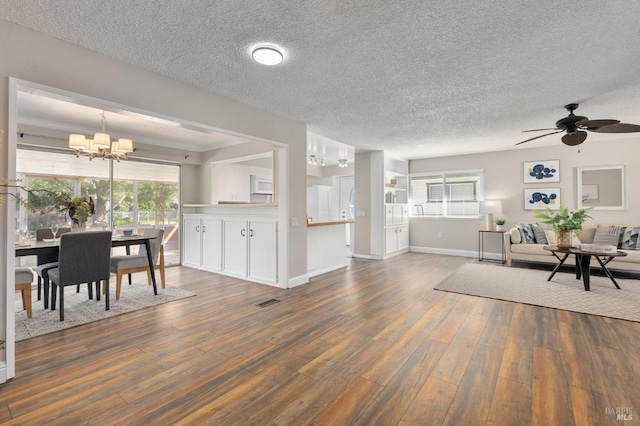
2, 1, 640, 159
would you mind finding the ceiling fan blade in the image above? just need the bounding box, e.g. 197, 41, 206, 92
561, 131, 587, 146
515, 130, 564, 145
589, 123, 640, 133
576, 119, 620, 130
522, 127, 560, 133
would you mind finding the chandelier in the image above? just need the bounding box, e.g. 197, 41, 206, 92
68, 111, 134, 161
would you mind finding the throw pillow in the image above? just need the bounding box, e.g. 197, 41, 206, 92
531, 224, 548, 244
619, 227, 640, 250
516, 223, 537, 244
509, 227, 521, 244
545, 230, 556, 245
593, 226, 621, 247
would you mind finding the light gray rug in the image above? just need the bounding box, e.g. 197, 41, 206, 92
15, 281, 195, 341
435, 263, 640, 322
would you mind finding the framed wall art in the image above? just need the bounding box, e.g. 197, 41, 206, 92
524, 188, 560, 210
523, 160, 559, 183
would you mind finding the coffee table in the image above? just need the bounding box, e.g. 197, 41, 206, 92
543, 245, 627, 291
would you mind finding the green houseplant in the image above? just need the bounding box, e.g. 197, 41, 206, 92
534, 205, 592, 247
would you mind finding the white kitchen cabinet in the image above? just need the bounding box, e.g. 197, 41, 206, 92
223, 219, 278, 284
182, 216, 222, 272
183, 217, 202, 267
223, 219, 248, 277
385, 225, 409, 255
385, 227, 399, 254
248, 221, 278, 283
398, 225, 409, 250
183, 214, 278, 285
201, 218, 222, 271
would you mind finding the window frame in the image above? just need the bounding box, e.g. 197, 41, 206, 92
409, 169, 485, 218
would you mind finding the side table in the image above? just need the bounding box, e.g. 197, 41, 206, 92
478, 230, 506, 263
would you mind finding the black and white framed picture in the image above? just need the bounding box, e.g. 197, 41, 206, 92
524, 188, 560, 210
523, 160, 560, 183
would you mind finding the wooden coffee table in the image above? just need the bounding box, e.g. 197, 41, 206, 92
543, 245, 627, 291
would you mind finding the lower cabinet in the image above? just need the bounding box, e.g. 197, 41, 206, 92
385, 225, 409, 255
248, 221, 278, 283
182, 216, 222, 272
223, 220, 249, 277
223, 219, 278, 284
201, 218, 223, 271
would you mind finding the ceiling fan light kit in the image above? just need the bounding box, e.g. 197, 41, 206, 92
516, 103, 640, 147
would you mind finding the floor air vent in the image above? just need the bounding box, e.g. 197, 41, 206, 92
256, 299, 280, 308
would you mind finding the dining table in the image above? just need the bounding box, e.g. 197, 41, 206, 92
15, 234, 159, 299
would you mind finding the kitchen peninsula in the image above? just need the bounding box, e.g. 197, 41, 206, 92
307, 219, 354, 278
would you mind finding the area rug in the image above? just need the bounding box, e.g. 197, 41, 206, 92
434, 263, 640, 322
15, 282, 196, 341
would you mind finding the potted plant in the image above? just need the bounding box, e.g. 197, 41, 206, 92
495, 217, 506, 231
534, 205, 592, 247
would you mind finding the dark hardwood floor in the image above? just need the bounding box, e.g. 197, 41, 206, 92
1, 252, 639, 425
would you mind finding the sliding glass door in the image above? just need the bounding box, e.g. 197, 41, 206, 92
16, 149, 181, 266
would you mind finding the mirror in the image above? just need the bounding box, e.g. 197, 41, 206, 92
210, 151, 275, 204
577, 165, 625, 210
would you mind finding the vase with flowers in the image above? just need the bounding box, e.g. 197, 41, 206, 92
64, 196, 95, 232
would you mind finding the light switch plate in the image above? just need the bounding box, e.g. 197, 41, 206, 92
291, 217, 299, 227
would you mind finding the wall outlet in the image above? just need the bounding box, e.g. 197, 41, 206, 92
437, 232, 443, 238
356, 210, 365, 217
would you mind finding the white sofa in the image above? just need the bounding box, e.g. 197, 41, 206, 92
504, 223, 640, 273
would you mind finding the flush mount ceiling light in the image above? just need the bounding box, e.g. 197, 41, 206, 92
252, 46, 284, 65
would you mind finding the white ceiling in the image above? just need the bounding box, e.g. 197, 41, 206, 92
3, 1, 640, 159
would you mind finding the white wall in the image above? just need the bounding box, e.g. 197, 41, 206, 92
409, 137, 640, 256
0, 19, 308, 379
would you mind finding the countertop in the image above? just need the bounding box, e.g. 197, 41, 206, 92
307, 220, 355, 227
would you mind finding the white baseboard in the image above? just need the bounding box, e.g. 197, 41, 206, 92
307, 262, 348, 279
410, 246, 478, 259
288, 274, 309, 288
0, 363, 6, 384
352, 253, 383, 260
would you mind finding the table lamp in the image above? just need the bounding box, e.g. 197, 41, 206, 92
480, 200, 502, 231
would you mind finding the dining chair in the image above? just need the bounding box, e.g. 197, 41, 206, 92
48, 231, 112, 321
110, 228, 166, 300
34, 227, 71, 309
16, 267, 34, 318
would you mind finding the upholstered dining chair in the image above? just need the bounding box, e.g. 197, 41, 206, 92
48, 231, 112, 321
110, 228, 166, 300
35, 227, 71, 309
15, 267, 34, 318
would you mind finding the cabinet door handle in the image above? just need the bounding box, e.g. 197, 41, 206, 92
196, 225, 200, 232
241, 229, 246, 237
250, 229, 255, 237
203, 225, 207, 233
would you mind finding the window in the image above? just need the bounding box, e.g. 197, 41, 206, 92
410, 170, 484, 217
16, 149, 181, 266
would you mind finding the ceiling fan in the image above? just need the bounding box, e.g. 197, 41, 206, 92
516, 103, 640, 146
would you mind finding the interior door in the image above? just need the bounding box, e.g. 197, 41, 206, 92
339, 177, 355, 220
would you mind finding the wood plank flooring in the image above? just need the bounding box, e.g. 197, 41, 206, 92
2, 252, 640, 425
